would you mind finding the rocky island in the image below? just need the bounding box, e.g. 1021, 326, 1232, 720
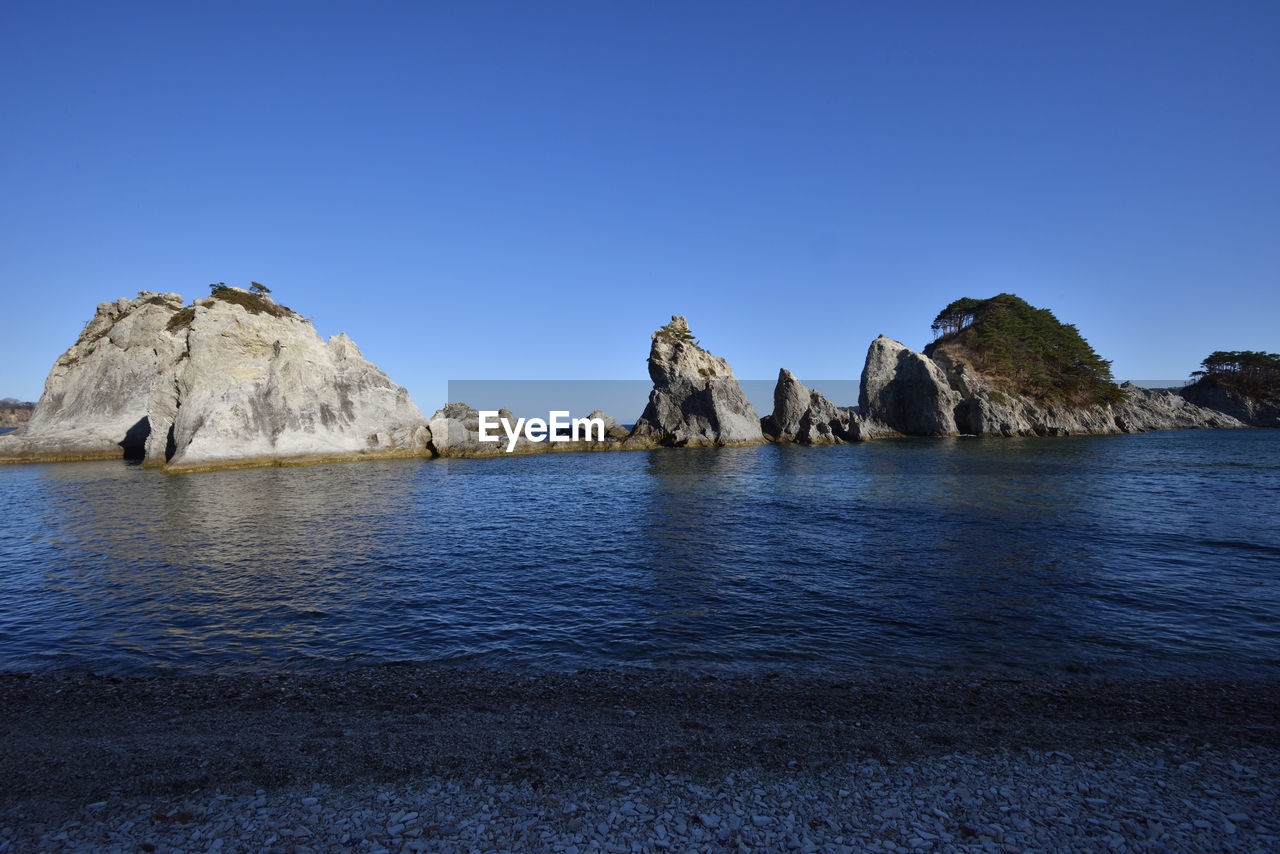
0, 288, 430, 470
854, 294, 1243, 439
626, 316, 765, 448
0, 290, 1268, 471
1180, 350, 1280, 427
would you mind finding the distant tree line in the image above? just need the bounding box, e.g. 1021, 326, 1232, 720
1191, 350, 1280, 400
927, 293, 1124, 405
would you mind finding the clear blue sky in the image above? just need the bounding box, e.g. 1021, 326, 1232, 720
3, 1, 1277, 409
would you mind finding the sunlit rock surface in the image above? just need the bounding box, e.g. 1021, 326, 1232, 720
1, 290, 432, 470
761, 369, 863, 444
628, 316, 765, 448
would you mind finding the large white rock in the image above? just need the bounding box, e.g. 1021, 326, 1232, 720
628, 316, 765, 447
1, 289, 432, 470
0, 293, 187, 461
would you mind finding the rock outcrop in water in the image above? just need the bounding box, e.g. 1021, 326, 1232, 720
587, 410, 631, 440
428, 403, 520, 457
0, 290, 1265, 472
854, 293, 1251, 438
628, 316, 765, 447
761, 369, 863, 444
0, 290, 432, 469
927, 346, 1121, 436
0, 293, 189, 461
1114, 384, 1246, 432
858, 336, 962, 437
1180, 381, 1280, 428
855, 333, 1244, 437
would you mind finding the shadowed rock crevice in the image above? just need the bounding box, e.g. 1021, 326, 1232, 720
118, 417, 151, 461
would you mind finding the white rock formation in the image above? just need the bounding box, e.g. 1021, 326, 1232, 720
585, 410, 630, 440
428, 403, 513, 457
628, 316, 765, 447
1, 289, 432, 470
0, 293, 187, 461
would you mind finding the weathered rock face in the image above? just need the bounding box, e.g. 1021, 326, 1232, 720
761, 369, 863, 444
928, 348, 1118, 436
1180, 382, 1280, 428
858, 336, 961, 437
1, 290, 432, 469
159, 296, 431, 470
0, 293, 187, 461
628, 316, 765, 448
1114, 384, 1246, 432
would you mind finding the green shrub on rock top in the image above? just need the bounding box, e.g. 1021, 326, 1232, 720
656, 317, 702, 348
167, 282, 294, 333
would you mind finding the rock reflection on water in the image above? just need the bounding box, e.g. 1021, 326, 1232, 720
0, 429, 1277, 676
17, 461, 423, 671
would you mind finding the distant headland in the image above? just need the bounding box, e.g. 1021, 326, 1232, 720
0, 286, 1275, 472
0, 399, 34, 430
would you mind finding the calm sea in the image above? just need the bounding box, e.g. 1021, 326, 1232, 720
1, 430, 1277, 678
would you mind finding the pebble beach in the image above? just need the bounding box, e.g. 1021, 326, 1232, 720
2, 667, 1277, 852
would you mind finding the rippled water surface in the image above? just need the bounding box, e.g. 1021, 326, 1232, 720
1, 430, 1278, 676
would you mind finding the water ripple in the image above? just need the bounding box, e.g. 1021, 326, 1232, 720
0, 430, 1277, 677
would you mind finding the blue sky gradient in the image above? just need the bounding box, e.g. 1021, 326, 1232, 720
3, 1, 1277, 409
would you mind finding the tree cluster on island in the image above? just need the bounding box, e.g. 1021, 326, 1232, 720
926, 293, 1124, 406
1190, 351, 1280, 400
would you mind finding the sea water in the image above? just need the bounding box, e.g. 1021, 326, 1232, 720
0, 429, 1276, 677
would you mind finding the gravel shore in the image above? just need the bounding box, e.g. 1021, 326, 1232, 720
1, 666, 1277, 852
